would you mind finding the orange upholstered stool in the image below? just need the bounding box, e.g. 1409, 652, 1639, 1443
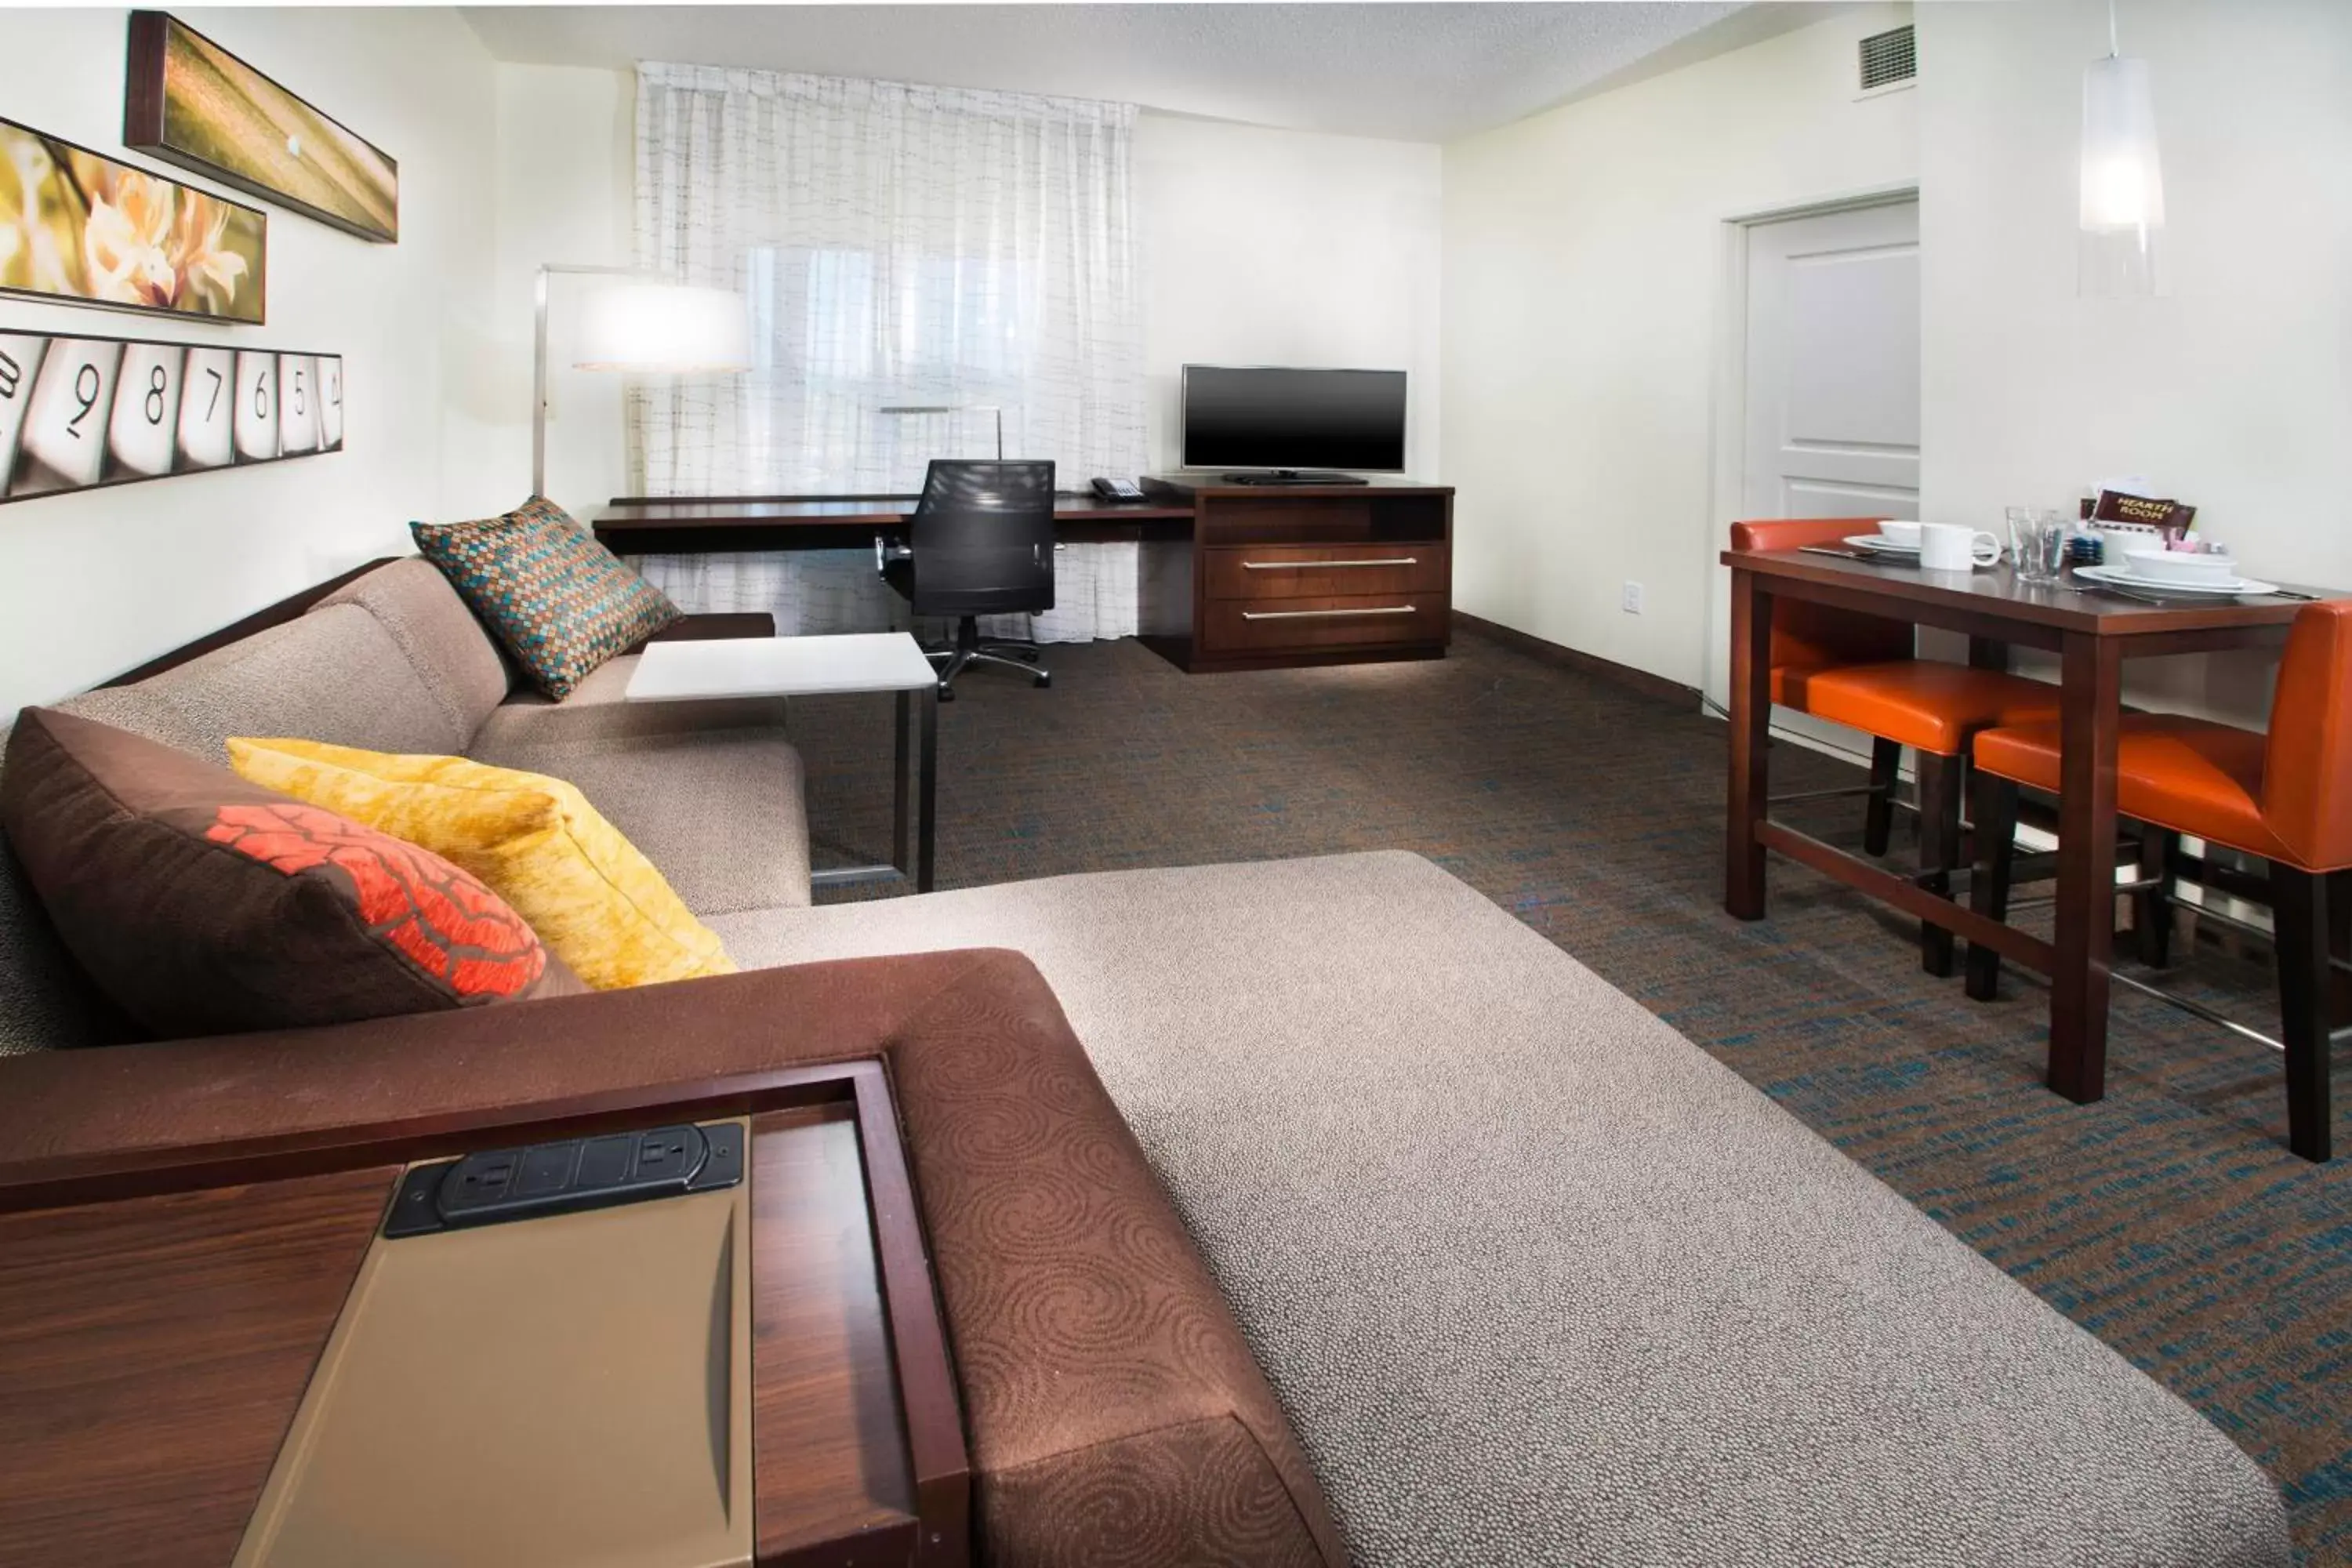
1732, 519, 2063, 975
1966, 601, 2352, 1161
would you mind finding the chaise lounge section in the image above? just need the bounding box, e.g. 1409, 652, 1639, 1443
0, 559, 2293, 1566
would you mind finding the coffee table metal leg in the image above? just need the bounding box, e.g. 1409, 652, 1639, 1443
894, 689, 913, 878
917, 685, 938, 893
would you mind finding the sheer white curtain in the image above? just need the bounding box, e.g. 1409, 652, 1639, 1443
626, 64, 1149, 641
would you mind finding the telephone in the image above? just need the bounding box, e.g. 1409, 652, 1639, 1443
1091, 476, 1145, 503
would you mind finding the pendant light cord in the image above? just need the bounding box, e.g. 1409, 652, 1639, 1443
2108, 0, 2121, 57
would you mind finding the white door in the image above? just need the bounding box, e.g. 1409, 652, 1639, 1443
1705, 199, 1920, 752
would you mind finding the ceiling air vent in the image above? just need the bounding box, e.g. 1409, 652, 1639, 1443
1858, 24, 1917, 93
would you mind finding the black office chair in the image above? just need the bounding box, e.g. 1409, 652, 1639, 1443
882, 459, 1056, 700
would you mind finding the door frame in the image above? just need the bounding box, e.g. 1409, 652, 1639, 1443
1699, 180, 1920, 754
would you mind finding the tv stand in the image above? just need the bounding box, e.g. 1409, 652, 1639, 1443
1136, 476, 1454, 673
1220, 470, 1369, 487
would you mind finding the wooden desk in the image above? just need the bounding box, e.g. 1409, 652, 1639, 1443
596, 482, 1457, 674
0, 1062, 966, 1568
593, 494, 1193, 554
1722, 546, 2339, 1105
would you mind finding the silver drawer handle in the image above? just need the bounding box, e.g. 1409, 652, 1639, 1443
1241, 557, 1418, 570
1240, 605, 1418, 620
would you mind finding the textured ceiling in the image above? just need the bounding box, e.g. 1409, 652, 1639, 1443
460, 3, 1778, 143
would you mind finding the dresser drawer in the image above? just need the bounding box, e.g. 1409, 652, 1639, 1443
1204, 544, 1448, 601
1200, 592, 1449, 654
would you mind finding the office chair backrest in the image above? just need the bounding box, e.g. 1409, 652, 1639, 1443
909, 459, 1058, 619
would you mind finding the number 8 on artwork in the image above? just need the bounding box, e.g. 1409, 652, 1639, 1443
108, 343, 186, 479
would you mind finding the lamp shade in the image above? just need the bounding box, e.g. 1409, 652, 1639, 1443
2079, 54, 2165, 296
574, 281, 751, 372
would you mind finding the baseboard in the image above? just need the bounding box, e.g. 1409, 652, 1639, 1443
1450, 610, 1700, 708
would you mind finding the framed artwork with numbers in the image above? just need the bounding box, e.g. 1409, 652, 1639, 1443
0, 329, 341, 504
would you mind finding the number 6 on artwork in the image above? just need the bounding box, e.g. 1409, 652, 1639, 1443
233, 350, 278, 463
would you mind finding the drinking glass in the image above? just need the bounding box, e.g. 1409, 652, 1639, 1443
2008, 507, 2067, 583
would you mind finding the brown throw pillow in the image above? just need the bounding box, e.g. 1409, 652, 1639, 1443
0, 708, 579, 1039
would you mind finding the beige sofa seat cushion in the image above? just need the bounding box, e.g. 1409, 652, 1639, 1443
468, 728, 811, 914
706, 851, 2289, 1568
317, 558, 510, 742
467, 655, 789, 752
53, 604, 464, 762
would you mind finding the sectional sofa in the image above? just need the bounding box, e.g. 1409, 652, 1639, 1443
0, 558, 2294, 1566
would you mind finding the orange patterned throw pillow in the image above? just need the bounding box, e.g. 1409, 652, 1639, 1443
205, 802, 548, 1001
0, 708, 578, 1039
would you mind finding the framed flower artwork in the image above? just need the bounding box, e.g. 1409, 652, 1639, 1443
0, 116, 267, 325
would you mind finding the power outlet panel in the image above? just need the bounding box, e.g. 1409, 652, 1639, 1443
1621, 581, 1644, 615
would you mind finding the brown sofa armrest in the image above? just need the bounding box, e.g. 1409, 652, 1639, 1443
630, 612, 775, 654
0, 950, 1004, 1202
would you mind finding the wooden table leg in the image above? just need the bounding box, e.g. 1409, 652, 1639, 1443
1726, 569, 1773, 920
2049, 632, 2122, 1102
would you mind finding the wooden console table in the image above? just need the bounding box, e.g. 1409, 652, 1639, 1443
0, 1062, 966, 1568
1137, 477, 1454, 672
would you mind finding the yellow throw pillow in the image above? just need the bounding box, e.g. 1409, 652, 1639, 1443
227, 738, 735, 991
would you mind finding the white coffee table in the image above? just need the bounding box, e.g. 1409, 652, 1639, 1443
625, 633, 940, 892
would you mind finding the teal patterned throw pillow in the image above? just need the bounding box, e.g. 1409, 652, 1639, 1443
412, 497, 682, 701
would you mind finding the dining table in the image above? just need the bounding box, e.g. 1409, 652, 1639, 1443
1721, 541, 2344, 1105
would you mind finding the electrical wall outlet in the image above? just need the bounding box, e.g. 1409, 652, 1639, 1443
1621, 581, 1644, 615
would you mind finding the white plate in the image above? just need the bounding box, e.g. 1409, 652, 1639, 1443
2074, 563, 2278, 597
1844, 534, 1920, 555
2122, 558, 2241, 588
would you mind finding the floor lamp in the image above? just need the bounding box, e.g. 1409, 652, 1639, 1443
532, 264, 751, 498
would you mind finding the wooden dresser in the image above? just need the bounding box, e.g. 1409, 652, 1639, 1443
1136, 477, 1454, 672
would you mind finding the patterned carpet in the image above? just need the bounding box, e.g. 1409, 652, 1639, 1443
784, 627, 2350, 1566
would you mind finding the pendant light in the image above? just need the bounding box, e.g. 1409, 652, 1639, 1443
2079, 0, 2165, 296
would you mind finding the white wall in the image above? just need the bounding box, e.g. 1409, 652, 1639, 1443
0, 7, 506, 718
1441, 5, 1918, 689
503, 96, 1446, 495
492, 64, 636, 522
1918, 0, 2352, 723
1136, 114, 1442, 478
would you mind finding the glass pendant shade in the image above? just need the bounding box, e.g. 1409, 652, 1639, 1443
574, 281, 751, 372
2079, 54, 2165, 296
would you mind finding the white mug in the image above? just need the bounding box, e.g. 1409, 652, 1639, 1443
1920, 522, 2001, 572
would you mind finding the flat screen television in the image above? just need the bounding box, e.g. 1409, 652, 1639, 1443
1179, 365, 1407, 475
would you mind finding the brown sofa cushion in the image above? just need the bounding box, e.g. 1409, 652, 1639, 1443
0, 951, 1342, 1567
0, 708, 577, 1039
